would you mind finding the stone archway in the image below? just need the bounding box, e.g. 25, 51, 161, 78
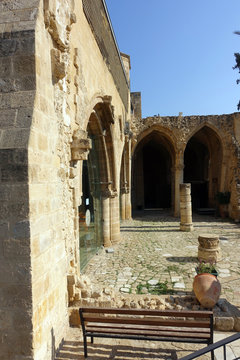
77, 97, 123, 270
184, 125, 223, 210
120, 140, 131, 220
132, 130, 175, 212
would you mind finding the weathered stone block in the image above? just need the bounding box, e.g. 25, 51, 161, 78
67, 274, 76, 286
15, 75, 36, 91
0, 109, 17, 128
1, 0, 39, 11
0, 184, 11, 201
0, 201, 29, 221
68, 284, 75, 298
12, 55, 35, 76
1, 164, 28, 182
215, 316, 234, 331
11, 220, 30, 240
1, 128, 30, 148
69, 308, 80, 326
10, 90, 35, 108
0, 57, 12, 77
0, 221, 8, 241
0, 284, 32, 309
0, 38, 17, 56
0, 93, 11, 109
234, 317, 240, 331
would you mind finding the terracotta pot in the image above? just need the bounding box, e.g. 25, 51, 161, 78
193, 273, 221, 308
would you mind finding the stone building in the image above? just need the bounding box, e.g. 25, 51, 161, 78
131, 94, 240, 220
0, 1, 131, 359
1, 1, 240, 360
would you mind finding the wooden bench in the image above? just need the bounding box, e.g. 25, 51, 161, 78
79, 307, 214, 359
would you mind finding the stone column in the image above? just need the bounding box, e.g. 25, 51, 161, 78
102, 194, 112, 247
120, 188, 126, 220
198, 234, 221, 262
180, 183, 194, 231
120, 185, 131, 220
110, 191, 120, 244
125, 189, 132, 219
174, 162, 184, 217
70, 130, 92, 276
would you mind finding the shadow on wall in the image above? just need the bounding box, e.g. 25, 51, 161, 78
52, 328, 65, 360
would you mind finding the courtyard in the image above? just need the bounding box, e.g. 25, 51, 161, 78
85, 211, 240, 306
56, 211, 240, 359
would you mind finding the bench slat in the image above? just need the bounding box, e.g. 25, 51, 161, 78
86, 322, 211, 334
83, 316, 210, 328
80, 307, 213, 318
85, 327, 211, 339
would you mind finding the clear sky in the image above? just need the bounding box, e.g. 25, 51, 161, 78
105, 0, 240, 118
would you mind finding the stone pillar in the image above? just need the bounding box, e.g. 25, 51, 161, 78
198, 234, 221, 262
110, 192, 120, 244
125, 189, 132, 219
120, 190, 126, 220
180, 183, 194, 231
174, 163, 184, 217
102, 195, 111, 247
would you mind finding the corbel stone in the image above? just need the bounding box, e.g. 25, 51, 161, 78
71, 130, 92, 161
97, 95, 115, 124
51, 48, 66, 81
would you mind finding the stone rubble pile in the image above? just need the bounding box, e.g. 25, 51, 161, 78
69, 274, 240, 332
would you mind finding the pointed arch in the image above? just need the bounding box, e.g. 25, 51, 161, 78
184, 124, 224, 209
132, 129, 176, 212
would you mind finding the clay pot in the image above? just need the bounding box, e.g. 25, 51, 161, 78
193, 273, 221, 308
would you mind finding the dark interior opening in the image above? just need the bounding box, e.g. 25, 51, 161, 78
143, 142, 171, 209
184, 137, 209, 209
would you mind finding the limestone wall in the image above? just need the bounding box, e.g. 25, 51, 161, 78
131, 113, 240, 219
0, 1, 38, 358
0, 0, 131, 359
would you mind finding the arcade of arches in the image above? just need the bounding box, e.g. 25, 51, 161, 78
131, 113, 240, 220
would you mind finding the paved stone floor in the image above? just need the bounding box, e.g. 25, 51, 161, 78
55, 327, 240, 359
56, 211, 240, 359
85, 211, 240, 306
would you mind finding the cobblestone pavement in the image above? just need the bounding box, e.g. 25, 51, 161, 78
56, 212, 240, 360
84, 211, 240, 306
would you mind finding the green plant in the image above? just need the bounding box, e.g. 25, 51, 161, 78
195, 261, 218, 276
136, 281, 173, 295
215, 191, 230, 204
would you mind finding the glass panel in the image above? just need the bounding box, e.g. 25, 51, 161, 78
79, 137, 102, 272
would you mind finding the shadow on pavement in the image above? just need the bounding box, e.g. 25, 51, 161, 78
55, 340, 181, 359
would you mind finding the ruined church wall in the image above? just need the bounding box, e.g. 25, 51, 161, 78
131, 113, 240, 219
0, 1, 39, 359
0, 0, 130, 359
29, 1, 130, 359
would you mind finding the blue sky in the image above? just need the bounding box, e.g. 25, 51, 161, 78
105, 0, 240, 118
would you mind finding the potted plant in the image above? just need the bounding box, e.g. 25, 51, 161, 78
193, 261, 221, 308
195, 261, 218, 277
215, 191, 230, 218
